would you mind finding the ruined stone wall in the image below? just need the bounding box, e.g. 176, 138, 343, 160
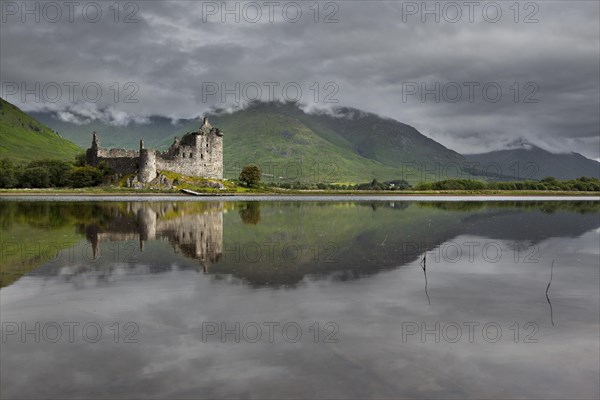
155, 144, 201, 177
155, 132, 223, 179
100, 156, 139, 176
98, 148, 138, 158
86, 144, 139, 176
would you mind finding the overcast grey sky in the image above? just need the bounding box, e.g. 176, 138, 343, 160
1, 1, 599, 158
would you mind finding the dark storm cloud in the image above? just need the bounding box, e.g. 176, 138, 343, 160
1, 1, 598, 158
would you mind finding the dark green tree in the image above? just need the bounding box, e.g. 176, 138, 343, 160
75, 153, 87, 167
67, 166, 104, 188
19, 166, 50, 188
0, 159, 19, 188
239, 165, 262, 187
27, 159, 73, 187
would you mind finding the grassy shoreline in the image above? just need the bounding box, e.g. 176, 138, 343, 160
1, 188, 599, 197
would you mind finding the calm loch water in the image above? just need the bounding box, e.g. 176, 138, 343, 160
1, 199, 599, 399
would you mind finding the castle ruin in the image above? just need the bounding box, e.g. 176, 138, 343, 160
86, 117, 223, 182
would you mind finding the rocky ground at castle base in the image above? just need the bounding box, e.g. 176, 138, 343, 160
126, 171, 228, 191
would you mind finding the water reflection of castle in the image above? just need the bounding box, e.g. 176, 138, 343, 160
85, 203, 223, 272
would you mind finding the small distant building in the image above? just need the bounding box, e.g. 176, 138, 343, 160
85, 117, 223, 182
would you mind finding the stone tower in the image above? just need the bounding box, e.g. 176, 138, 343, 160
161, 117, 223, 179
138, 140, 157, 183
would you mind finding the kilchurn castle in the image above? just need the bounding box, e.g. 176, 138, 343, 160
86, 117, 224, 182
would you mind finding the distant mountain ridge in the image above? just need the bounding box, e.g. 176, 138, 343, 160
465, 142, 600, 180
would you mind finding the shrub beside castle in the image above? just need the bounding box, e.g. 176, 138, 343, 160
0, 158, 110, 189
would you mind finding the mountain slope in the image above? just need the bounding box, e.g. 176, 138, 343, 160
263, 102, 465, 167
0, 98, 82, 163
465, 144, 600, 180
164, 101, 469, 182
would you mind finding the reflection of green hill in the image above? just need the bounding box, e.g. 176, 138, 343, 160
215, 202, 459, 286
0, 203, 85, 287
1, 201, 598, 288
213, 201, 600, 287
0, 226, 82, 288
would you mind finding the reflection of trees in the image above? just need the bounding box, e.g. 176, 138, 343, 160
0, 202, 97, 288
238, 202, 261, 225
1, 202, 78, 230
0, 201, 135, 231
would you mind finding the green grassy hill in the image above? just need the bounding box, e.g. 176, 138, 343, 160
0, 98, 82, 163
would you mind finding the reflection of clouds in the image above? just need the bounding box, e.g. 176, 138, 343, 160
2, 230, 599, 399
57, 263, 154, 288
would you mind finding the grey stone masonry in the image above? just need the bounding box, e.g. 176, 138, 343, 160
85, 117, 224, 182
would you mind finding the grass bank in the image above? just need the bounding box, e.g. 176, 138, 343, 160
1, 188, 599, 196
